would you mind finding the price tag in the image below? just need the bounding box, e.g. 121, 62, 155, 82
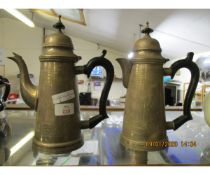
54, 103, 74, 116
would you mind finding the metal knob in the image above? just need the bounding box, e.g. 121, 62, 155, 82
53, 15, 65, 31
141, 21, 153, 35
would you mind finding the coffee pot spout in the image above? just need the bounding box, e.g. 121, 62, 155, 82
116, 58, 132, 88
8, 53, 38, 109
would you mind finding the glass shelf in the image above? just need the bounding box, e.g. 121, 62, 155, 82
0, 110, 210, 165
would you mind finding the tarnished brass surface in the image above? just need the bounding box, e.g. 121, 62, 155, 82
117, 22, 199, 151
34, 60, 83, 154
8, 54, 38, 109
117, 23, 168, 151
115, 58, 132, 88
8, 16, 114, 154
120, 57, 168, 151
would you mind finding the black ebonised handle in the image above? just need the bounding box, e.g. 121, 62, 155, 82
76, 50, 114, 129
166, 52, 200, 130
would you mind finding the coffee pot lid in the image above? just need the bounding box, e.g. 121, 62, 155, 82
43, 16, 74, 49
41, 16, 80, 61
131, 22, 168, 62
133, 22, 161, 52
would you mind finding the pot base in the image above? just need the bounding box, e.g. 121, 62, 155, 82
32, 136, 84, 155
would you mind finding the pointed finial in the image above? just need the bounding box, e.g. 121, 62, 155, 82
141, 21, 153, 35
53, 15, 65, 31
102, 50, 107, 58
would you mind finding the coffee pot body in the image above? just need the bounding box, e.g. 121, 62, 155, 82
117, 23, 199, 151
8, 17, 114, 154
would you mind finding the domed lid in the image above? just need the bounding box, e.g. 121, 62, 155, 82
133, 22, 161, 52
43, 16, 74, 49
131, 22, 168, 62
40, 16, 80, 61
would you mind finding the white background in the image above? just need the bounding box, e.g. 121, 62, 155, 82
0, 0, 210, 175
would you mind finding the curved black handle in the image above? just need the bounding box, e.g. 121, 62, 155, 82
0, 76, 10, 111
166, 52, 199, 130
78, 50, 114, 129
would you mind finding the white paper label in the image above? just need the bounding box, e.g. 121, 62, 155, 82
52, 90, 75, 104
55, 103, 74, 116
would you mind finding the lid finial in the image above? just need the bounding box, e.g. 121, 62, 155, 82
141, 21, 153, 35
53, 15, 65, 31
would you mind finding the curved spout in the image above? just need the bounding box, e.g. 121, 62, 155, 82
8, 53, 38, 109
116, 58, 132, 88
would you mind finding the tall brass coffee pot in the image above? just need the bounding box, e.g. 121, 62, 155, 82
117, 22, 199, 151
8, 17, 114, 154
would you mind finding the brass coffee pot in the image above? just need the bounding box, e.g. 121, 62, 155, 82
8, 16, 114, 154
116, 22, 199, 151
